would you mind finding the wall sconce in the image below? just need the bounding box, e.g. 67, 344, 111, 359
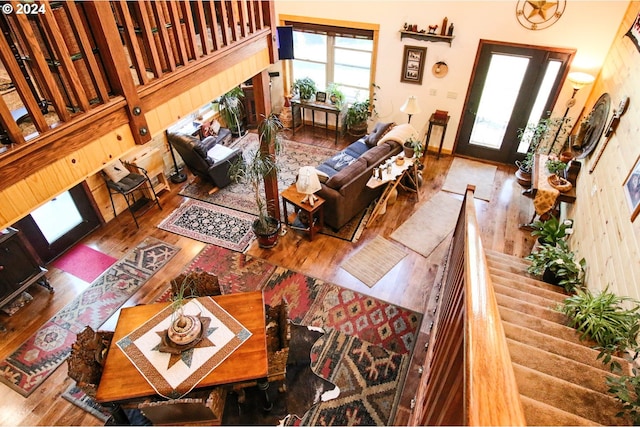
400, 96, 421, 123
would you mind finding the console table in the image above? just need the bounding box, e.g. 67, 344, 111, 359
291, 99, 340, 144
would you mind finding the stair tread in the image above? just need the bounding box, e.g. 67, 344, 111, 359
490, 271, 568, 301
496, 292, 567, 324
520, 395, 602, 426
507, 338, 618, 395
513, 364, 627, 425
494, 281, 565, 309
489, 265, 568, 294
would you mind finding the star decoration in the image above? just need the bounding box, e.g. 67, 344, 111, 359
526, 1, 557, 21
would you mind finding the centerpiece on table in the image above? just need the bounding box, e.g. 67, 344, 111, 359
160, 279, 210, 353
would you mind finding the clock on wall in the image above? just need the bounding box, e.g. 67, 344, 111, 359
516, 1, 566, 30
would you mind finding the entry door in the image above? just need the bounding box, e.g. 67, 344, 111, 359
455, 40, 574, 164
14, 182, 101, 263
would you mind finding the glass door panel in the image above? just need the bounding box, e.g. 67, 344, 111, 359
31, 191, 83, 244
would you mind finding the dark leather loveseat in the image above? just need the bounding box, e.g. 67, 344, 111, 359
167, 129, 242, 189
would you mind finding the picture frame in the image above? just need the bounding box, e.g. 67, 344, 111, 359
400, 45, 427, 85
625, 11, 640, 53
623, 154, 640, 221
315, 91, 327, 102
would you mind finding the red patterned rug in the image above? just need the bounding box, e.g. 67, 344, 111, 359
0, 238, 180, 396
51, 244, 117, 283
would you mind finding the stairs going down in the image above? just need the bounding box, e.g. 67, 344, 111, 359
485, 250, 631, 426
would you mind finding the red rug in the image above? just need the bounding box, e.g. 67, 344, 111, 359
51, 244, 118, 283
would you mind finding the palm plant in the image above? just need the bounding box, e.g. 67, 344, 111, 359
230, 114, 284, 243
218, 87, 245, 136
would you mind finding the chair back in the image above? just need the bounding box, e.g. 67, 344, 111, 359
167, 132, 211, 178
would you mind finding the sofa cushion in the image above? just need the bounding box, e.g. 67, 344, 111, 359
360, 143, 391, 166
324, 151, 358, 172
364, 122, 393, 147
344, 139, 370, 158
325, 158, 367, 190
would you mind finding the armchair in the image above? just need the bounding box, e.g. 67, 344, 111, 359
167, 130, 242, 192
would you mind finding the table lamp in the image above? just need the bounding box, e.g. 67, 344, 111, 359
400, 96, 421, 123
296, 166, 322, 206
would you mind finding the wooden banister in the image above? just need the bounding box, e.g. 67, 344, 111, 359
410, 185, 526, 426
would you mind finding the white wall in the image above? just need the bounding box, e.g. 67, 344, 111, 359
273, 1, 629, 153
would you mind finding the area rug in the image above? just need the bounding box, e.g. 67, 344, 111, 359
62, 382, 111, 422
0, 237, 180, 397
285, 328, 409, 426
441, 157, 497, 201
341, 236, 407, 287
51, 244, 118, 283
391, 191, 462, 258
178, 135, 366, 242
158, 199, 255, 252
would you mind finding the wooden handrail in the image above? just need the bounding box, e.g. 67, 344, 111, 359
410, 185, 526, 426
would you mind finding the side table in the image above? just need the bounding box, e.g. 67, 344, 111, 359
425, 113, 450, 159
281, 184, 325, 241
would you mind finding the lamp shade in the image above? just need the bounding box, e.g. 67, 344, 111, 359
567, 72, 595, 90
296, 166, 322, 194
400, 96, 421, 116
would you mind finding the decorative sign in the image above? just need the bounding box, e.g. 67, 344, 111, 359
516, 0, 566, 30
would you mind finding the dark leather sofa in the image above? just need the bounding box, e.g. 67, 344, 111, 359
167, 129, 242, 189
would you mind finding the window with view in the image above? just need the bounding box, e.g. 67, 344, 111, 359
285, 20, 375, 103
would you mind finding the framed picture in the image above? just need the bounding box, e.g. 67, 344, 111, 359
623, 154, 640, 221
400, 45, 426, 84
625, 11, 640, 53
315, 91, 327, 102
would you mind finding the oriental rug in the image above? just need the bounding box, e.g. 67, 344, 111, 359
441, 156, 497, 201
341, 236, 407, 287
178, 135, 369, 242
51, 244, 118, 283
158, 199, 255, 252
0, 238, 179, 397
62, 382, 111, 422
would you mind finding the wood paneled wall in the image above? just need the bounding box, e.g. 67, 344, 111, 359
0, 48, 272, 229
568, 1, 640, 300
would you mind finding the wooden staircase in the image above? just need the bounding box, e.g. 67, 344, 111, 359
485, 249, 630, 426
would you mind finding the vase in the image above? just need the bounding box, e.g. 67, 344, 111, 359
167, 314, 202, 346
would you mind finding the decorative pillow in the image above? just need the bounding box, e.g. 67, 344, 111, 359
324, 151, 357, 171
364, 122, 393, 147
326, 158, 367, 190
102, 159, 129, 183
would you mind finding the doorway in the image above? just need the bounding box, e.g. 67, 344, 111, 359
14, 182, 101, 263
455, 40, 575, 164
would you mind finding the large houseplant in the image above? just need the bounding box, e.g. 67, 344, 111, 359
218, 87, 246, 137
525, 241, 586, 293
230, 114, 284, 248
345, 99, 370, 137
530, 216, 574, 246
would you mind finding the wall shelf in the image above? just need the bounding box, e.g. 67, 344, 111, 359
400, 30, 454, 46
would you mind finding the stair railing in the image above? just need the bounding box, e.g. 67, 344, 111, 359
411, 185, 526, 426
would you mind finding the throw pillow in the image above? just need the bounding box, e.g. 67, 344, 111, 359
103, 159, 129, 183
364, 122, 393, 147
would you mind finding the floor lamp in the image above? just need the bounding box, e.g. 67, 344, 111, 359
551, 71, 595, 151
168, 142, 187, 183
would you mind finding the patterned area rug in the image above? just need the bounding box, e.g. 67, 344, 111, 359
0, 238, 180, 397
62, 382, 111, 422
158, 199, 255, 251
178, 134, 369, 242
285, 328, 409, 426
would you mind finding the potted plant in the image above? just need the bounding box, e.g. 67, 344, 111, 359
292, 77, 317, 101
403, 136, 424, 159
326, 83, 345, 109
530, 216, 574, 246
515, 116, 572, 187
345, 99, 370, 137
230, 114, 284, 248
525, 241, 586, 293
545, 158, 573, 192
218, 87, 246, 137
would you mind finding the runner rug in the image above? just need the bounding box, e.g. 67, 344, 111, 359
0, 237, 180, 397
441, 156, 497, 201
51, 244, 118, 283
178, 135, 369, 242
158, 199, 255, 252
341, 236, 407, 287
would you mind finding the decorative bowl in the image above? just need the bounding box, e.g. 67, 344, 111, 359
167, 314, 202, 345
548, 174, 572, 193
395, 156, 405, 166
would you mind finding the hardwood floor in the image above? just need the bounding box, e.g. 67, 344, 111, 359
0, 126, 538, 426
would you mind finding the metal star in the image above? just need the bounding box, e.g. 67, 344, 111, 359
526, 1, 557, 20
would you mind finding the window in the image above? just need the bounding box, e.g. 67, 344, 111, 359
284, 19, 376, 103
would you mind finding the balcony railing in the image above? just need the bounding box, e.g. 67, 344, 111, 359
0, 0, 274, 153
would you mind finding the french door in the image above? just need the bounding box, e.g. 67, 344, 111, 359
455, 40, 575, 164
14, 182, 101, 263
